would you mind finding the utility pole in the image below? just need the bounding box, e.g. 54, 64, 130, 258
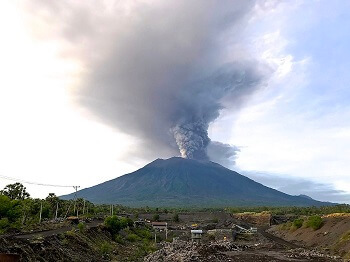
39, 201, 43, 223
111, 204, 113, 216
72, 185, 80, 217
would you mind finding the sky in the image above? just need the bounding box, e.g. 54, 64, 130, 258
0, 0, 349, 203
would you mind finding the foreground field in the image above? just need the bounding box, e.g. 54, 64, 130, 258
1, 210, 348, 261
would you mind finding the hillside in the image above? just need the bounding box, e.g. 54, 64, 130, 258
61, 157, 331, 207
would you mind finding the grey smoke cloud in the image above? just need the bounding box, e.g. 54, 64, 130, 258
25, 0, 271, 162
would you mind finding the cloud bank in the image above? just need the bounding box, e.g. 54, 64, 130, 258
24, 0, 270, 163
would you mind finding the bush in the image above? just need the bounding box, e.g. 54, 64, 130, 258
126, 233, 140, 242
212, 218, 219, 223
135, 228, 153, 240
152, 214, 160, 222
0, 218, 9, 229
306, 215, 323, 230
98, 242, 112, 258
78, 222, 86, 232
114, 234, 125, 245
104, 216, 132, 235
292, 218, 304, 229
173, 213, 179, 222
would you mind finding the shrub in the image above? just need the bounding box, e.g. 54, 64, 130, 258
173, 213, 179, 222
0, 218, 9, 229
126, 233, 139, 242
212, 218, 219, 223
78, 222, 86, 232
98, 242, 112, 258
135, 228, 153, 240
114, 234, 125, 245
292, 218, 304, 229
104, 215, 132, 235
152, 214, 160, 222
306, 215, 323, 230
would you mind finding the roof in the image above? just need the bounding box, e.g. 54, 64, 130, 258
152, 222, 167, 226
191, 230, 203, 234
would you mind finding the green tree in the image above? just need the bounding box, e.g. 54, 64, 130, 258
152, 214, 160, 222
173, 213, 179, 222
0, 183, 30, 200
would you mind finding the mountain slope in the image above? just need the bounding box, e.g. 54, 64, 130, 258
61, 157, 331, 207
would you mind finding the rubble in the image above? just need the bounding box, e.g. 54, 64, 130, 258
144, 240, 243, 262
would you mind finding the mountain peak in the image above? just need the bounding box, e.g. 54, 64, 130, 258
61, 158, 330, 207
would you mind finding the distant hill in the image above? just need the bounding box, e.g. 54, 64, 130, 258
61, 157, 332, 207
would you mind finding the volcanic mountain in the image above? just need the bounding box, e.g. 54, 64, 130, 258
61, 157, 330, 207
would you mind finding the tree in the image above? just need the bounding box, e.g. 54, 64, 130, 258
173, 213, 179, 222
0, 183, 30, 200
152, 214, 160, 222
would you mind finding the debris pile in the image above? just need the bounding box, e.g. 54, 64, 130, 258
144, 240, 242, 262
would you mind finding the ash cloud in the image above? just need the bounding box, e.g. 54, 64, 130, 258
25, 0, 271, 162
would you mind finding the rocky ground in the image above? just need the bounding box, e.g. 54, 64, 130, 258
144, 239, 341, 262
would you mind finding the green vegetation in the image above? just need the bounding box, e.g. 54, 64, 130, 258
78, 222, 86, 232
173, 213, 179, 222
292, 218, 304, 229
152, 213, 160, 221
305, 215, 323, 230
0, 182, 30, 200
104, 215, 131, 235
227, 205, 350, 216
126, 233, 140, 242
98, 241, 113, 258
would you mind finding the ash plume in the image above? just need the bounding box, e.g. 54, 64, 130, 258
25, 0, 271, 164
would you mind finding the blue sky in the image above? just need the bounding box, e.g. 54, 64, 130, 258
0, 0, 349, 203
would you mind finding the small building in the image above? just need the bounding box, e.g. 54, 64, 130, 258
191, 230, 203, 243
151, 221, 167, 230
152, 222, 168, 241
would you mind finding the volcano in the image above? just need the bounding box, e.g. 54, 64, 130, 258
61, 157, 330, 207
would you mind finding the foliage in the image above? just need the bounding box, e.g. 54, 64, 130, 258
292, 218, 304, 229
173, 213, 179, 222
114, 234, 125, 245
78, 222, 86, 232
104, 215, 132, 235
227, 204, 350, 216
0, 183, 30, 200
212, 217, 219, 223
98, 241, 113, 258
152, 213, 160, 221
305, 215, 323, 230
126, 233, 140, 242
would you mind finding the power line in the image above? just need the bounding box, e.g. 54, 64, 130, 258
0, 174, 75, 188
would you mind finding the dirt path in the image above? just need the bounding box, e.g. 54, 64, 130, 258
14, 220, 103, 240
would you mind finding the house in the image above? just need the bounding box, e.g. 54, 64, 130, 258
191, 230, 203, 243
